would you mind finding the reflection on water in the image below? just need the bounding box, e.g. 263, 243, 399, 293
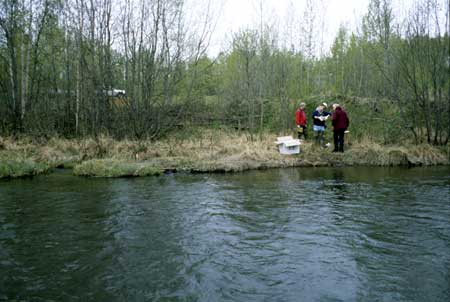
0, 167, 449, 301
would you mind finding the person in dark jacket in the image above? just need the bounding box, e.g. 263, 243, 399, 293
331, 104, 349, 152
312, 104, 331, 146
295, 102, 307, 140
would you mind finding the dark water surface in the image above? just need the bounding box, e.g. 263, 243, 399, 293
1, 167, 449, 301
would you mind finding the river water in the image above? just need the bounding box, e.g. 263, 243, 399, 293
0, 167, 449, 301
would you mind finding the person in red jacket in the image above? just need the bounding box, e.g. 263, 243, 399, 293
295, 102, 308, 140
331, 104, 349, 152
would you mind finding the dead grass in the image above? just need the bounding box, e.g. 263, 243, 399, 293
0, 130, 448, 178
343, 141, 448, 166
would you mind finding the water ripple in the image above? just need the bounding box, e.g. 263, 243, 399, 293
0, 167, 449, 301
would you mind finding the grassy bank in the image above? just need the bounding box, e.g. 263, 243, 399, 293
0, 129, 448, 178
0, 159, 50, 179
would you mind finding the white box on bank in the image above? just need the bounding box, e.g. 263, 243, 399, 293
275, 136, 301, 154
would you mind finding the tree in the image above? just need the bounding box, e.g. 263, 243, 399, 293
363, 0, 395, 96
394, 0, 449, 144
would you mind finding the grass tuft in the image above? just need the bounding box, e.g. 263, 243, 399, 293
73, 159, 162, 177
0, 159, 50, 179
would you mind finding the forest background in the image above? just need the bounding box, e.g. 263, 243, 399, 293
0, 0, 448, 163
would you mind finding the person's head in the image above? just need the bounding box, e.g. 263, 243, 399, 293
333, 104, 344, 111
317, 105, 324, 112
299, 102, 306, 109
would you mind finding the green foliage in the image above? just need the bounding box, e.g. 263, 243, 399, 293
0, 160, 50, 179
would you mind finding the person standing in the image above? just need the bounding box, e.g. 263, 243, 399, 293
331, 104, 350, 152
312, 104, 330, 146
295, 102, 308, 140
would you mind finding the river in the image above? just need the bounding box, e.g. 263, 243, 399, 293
1, 167, 449, 301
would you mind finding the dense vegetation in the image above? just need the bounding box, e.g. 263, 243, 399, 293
0, 0, 449, 146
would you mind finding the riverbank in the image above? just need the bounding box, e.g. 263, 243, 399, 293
0, 130, 448, 178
